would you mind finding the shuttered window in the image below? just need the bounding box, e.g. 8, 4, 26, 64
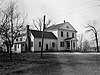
60, 42, 64, 47
61, 31, 63, 37
39, 42, 41, 47
52, 42, 55, 47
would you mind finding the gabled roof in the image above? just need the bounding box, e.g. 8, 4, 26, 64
30, 30, 57, 39
46, 22, 65, 30
46, 22, 77, 32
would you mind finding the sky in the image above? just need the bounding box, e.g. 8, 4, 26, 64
19, 0, 100, 40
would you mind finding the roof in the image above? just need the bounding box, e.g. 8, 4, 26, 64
17, 33, 26, 37
46, 22, 65, 30
30, 30, 57, 39
46, 22, 77, 32
64, 37, 78, 41
64, 37, 73, 40
14, 42, 26, 44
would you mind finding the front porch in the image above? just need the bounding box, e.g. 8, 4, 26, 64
64, 37, 77, 50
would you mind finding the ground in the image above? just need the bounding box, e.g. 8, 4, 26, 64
0, 52, 100, 75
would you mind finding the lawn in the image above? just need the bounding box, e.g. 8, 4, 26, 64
0, 53, 59, 75
1, 52, 100, 75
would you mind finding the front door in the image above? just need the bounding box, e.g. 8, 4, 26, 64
66, 41, 70, 49
21, 43, 26, 53
46, 44, 48, 50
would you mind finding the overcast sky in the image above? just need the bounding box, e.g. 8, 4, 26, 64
19, 0, 100, 38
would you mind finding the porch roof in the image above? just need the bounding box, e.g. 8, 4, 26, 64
64, 37, 78, 41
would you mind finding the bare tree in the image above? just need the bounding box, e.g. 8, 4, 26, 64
83, 40, 90, 52
77, 34, 83, 51
33, 17, 52, 31
85, 20, 100, 52
0, 1, 26, 60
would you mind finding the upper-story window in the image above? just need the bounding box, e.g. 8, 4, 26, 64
67, 32, 69, 37
16, 38, 18, 41
20, 37, 22, 41
72, 33, 74, 38
61, 31, 63, 37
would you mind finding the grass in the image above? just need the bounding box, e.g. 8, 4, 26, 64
0, 52, 59, 75
0, 50, 100, 75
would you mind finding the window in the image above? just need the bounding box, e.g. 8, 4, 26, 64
66, 26, 69, 28
67, 41, 70, 49
61, 31, 63, 37
20, 37, 22, 41
67, 32, 69, 37
39, 42, 41, 47
16, 38, 18, 41
31, 42, 33, 47
60, 42, 64, 47
63, 42, 64, 47
18, 44, 19, 48
72, 33, 74, 38
73, 42, 75, 48
52, 42, 55, 47
14, 45, 17, 51
22, 43, 24, 46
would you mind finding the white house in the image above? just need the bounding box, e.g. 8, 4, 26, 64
12, 33, 27, 53
12, 21, 77, 53
45, 21, 77, 51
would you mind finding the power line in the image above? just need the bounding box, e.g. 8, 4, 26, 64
51, 0, 96, 17
59, 0, 95, 13
66, 4, 98, 15
52, 4, 98, 19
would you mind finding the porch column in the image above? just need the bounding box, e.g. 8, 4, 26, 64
70, 41, 72, 50
72, 41, 73, 50
75, 41, 77, 49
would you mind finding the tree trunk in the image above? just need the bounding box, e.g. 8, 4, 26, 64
95, 33, 99, 52
6, 45, 9, 53
9, 46, 12, 60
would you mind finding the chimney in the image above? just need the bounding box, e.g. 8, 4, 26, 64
26, 25, 29, 34
64, 20, 66, 23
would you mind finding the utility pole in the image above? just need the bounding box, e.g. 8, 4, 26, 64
10, 8, 13, 60
41, 15, 46, 58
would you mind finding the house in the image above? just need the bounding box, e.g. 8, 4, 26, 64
45, 21, 77, 51
12, 33, 27, 53
12, 21, 77, 53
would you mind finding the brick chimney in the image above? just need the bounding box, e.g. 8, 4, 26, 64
26, 25, 29, 35
64, 20, 66, 23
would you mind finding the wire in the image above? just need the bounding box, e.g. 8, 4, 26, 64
58, 0, 95, 13
51, 0, 97, 18
66, 4, 98, 15
52, 4, 98, 19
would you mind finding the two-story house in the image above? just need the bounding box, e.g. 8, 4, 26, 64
45, 21, 77, 51
12, 25, 57, 53
12, 21, 77, 53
